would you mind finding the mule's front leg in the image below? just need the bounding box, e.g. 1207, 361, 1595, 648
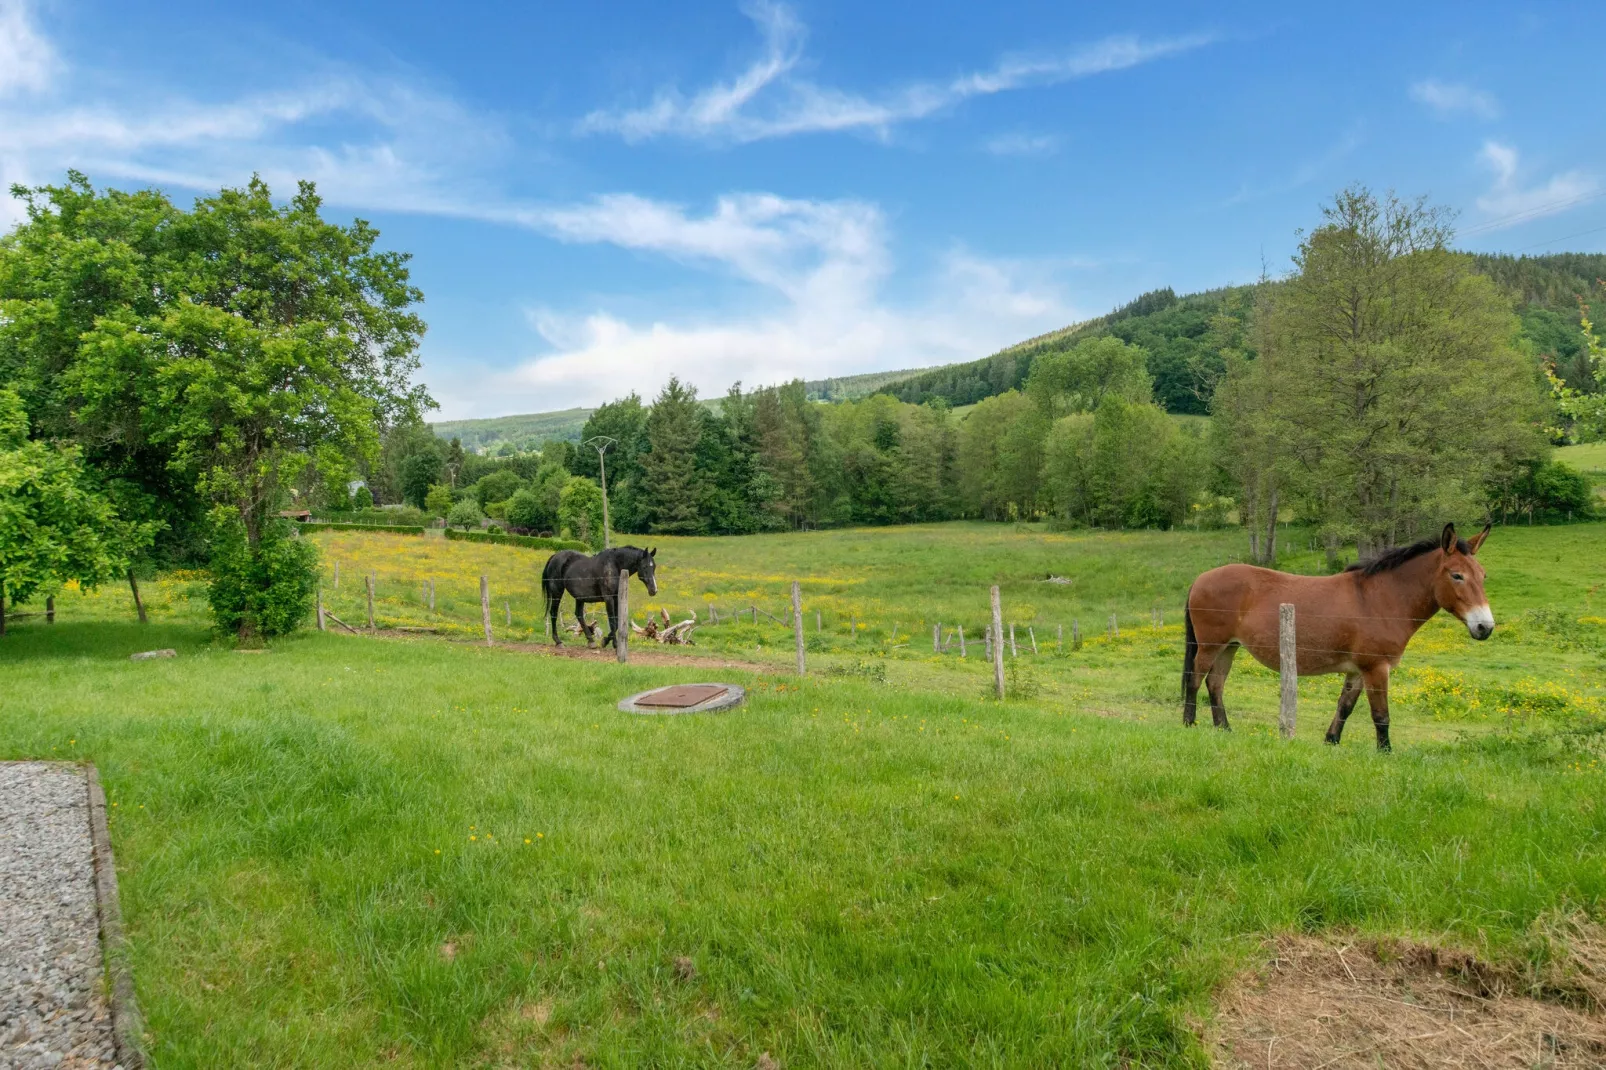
1324, 673, 1363, 745
1362, 664, 1392, 751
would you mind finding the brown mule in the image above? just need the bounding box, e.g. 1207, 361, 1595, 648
1182, 523, 1493, 750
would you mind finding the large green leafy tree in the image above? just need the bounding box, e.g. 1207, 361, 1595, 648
639, 376, 707, 534
1247, 188, 1545, 558
575, 394, 649, 532
1, 173, 430, 637
0, 391, 141, 633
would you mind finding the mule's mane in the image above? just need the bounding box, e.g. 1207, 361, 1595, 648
1346, 536, 1468, 577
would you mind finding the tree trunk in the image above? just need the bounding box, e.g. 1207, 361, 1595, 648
1262, 485, 1279, 565
128, 570, 147, 624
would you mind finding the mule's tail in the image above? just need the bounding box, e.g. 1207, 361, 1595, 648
1181, 589, 1198, 705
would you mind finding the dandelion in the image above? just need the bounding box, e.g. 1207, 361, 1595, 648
470, 835, 477, 841
524, 838, 532, 844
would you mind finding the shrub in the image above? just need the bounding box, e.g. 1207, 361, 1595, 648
485, 500, 507, 520
558, 476, 606, 548
297, 522, 425, 535
474, 470, 525, 509
353, 485, 374, 509
443, 528, 588, 551
423, 483, 453, 518
207, 513, 318, 640
504, 488, 553, 532
447, 499, 484, 529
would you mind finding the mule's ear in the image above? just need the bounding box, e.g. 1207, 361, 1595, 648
1440, 523, 1456, 552
1468, 522, 1491, 554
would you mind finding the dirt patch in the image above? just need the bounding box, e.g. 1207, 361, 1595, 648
369, 628, 781, 672
1213, 929, 1606, 1068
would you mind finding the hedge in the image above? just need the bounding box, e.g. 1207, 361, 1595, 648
299, 522, 427, 535
444, 528, 590, 551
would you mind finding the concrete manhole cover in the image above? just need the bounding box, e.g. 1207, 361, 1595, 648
618, 683, 746, 715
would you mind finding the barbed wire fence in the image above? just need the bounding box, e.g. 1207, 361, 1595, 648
312, 554, 1414, 735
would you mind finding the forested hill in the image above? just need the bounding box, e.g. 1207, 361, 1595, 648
879, 252, 1606, 415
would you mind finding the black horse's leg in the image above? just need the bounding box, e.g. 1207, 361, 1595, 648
1363, 664, 1392, 751
575, 599, 594, 648
547, 589, 562, 646
601, 590, 619, 649
1324, 673, 1363, 745
1205, 643, 1237, 731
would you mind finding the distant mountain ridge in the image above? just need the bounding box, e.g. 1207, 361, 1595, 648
433, 251, 1606, 451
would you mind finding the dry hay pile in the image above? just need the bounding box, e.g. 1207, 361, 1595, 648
1214, 921, 1606, 1068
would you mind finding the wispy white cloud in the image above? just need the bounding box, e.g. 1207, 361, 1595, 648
1409, 79, 1498, 120
984, 131, 1059, 157
1472, 141, 1598, 229
579, 1, 1213, 143
426, 192, 1076, 417
0, 0, 57, 96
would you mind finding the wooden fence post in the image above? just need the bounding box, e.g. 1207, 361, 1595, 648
317, 590, 326, 631
1056, 623, 1063, 652
1028, 626, 1038, 655
428, 579, 435, 613
957, 625, 966, 657
366, 574, 375, 631
334, 560, 339, 589
506, 600, 511, 627
851, 613, 857, 641
1072, 618, 1081, 650
617, 570, 630, 664
1108, 613, 1118, 639
480, 575, 492, 646
1278, 603, 1297, 739
792, 580, 805, 676
816, 610, 821, 633
984, 625, 992, 662
933, 623, 940, 653
1008, 622, 1018, 657
990, 586, 1006, 700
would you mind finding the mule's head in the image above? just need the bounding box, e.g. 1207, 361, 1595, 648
1433, 523, 1493, 640
636, 546, 658, 596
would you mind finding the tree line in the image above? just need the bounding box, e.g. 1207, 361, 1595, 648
388, 189, 1600, 561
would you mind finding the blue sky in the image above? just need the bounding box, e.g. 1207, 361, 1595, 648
2, 1, 1602, 419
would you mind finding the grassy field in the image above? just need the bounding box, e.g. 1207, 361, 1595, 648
2, 522, 1603, 1066
1557, 440, 1606, 475
310, 522, 1606, 747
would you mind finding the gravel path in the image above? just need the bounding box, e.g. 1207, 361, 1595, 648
1, 762, 122, 1069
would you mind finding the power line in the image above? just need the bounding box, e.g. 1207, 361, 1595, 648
1459, 187, 1606, 238
1512, 221, 1606, 253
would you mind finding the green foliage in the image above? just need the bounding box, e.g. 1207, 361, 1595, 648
957, 391, 1046, 520
0, 390, 140, 617
473, 469, 525, 509
423, 483, 453, 518
1548, 301, 1606, 440
353, 486, 374, 509
1043, 396, 1203, 528
206, 513, 317, 639
503, 488, 552, 532
1487, 460, 1596, 523
639, 377, 705, 533
557, 476, 605, 546
441, 527, 587, 551
446, 499, 483, 529
1241, 187, 1546, 557
1025, 335, 1153, 417
399, 448, 443, 509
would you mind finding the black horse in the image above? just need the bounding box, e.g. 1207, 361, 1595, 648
542, 546, 658, 649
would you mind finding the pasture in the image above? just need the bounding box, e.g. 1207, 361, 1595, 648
1, 522, 1603, 1066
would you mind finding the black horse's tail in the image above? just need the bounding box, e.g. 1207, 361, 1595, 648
1181, 590, 1198, 706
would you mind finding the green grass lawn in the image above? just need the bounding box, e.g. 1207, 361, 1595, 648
2, 523, 1604, 1066
1557, 440, 1606, 474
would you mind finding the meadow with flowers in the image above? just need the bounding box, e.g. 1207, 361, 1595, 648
1, 521, 1602, 1066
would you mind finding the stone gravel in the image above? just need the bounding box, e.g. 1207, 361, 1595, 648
1, 762, 122, 1069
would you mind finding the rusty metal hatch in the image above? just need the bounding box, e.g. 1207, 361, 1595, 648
633, 684, 730, 709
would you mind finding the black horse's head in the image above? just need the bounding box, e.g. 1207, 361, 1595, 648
634, 546, 658, 596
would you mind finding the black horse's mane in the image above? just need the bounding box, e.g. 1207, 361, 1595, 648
1346, 536, 1469, 576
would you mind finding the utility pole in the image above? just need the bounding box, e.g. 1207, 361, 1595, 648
584, 435, 617, 549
